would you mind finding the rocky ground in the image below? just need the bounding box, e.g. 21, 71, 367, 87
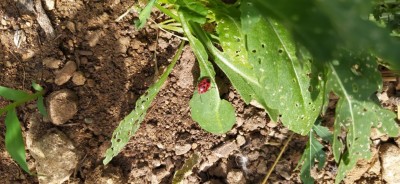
1, 0, 400, 183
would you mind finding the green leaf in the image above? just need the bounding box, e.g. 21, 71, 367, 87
103, 41, 185, 165
298, 127, 326, 184
172, 153, 200, 184
5, 108, 30, 174
249, 0, 400, 71
313, 123, 333, 144
209, 2, 254, 104
176, 0, 208, 24
179, 11, 236, 134
327, 51, 399, 183
241, 2, 324, 135
31, 82, 43, 92
0, 86, 31, 101
135, 0, 157, 30
37, 96, 48, 117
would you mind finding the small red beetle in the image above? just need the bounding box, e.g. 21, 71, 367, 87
197, 77, 211, 94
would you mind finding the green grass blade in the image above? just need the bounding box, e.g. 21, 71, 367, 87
31, 82, 44, 92
5, 108, 30, 174
37, 96, 48, 117
0, 86, 31, 101
103, 41, 185, 165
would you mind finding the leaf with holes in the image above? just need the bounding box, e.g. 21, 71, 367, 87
327, 51, 399, 183
248, 0, 400, 71
240, 1, 324, 135
103, 42, 185, 164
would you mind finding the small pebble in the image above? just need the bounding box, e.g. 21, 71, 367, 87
72, 71, 86, 85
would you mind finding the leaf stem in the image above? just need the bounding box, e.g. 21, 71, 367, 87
0, 90, 45, 116
155, 3, 180, 22
261, 132, 294, 184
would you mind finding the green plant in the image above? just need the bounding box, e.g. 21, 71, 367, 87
104, 0, 400, 183
0, 82, 47, 174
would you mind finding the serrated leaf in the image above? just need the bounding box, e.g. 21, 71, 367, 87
0, 86, 31, 101
241, 2, 324, 135
179, 12, 236, 134
103, 42, 185, 165
327, 51, 399, 183
135, 0, 157, 30
172, 153, 200, 184
5, 108, 30, 174
298, 128, 326, 184
248, 0, 400, 71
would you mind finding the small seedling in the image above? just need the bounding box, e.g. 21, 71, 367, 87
0, 82, 47, 174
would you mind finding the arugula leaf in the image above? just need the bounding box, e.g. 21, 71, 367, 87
249, 0, 400, 71
241, 1, 324, 135
135, 0, 157, 29
298, 129, 326, 184
179, 11, 236, 134
327, 51, 399, 183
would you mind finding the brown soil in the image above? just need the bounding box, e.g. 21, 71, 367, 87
1, 0, 399, 184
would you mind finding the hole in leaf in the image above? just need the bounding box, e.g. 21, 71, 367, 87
252, 50, 257, 53
261, 44, 265, 48
308, 86, 313, 92
278, 49, 283, 54
352, 84, 359, 92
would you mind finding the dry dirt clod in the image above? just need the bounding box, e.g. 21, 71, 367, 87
66, 21, 75, 33
72, 71, 86, 85
54, 60, 77, 85
380, 143, 400, 184
42, 57, 62, 69
226, 170, 245, 184
84, 165, 124, 184
236, 135, 246, 147
43, 0, 55, 10
46, 89, 78, 125
174, 144, 191, 155
28, 129, 78, 184
212, 141, 238, 158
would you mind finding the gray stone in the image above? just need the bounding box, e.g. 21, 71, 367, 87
380, 143, 400, 184
212, 141, 238, 158
226, 170, 245, 184
175, 144, 191, 155
29, 129, 78, 184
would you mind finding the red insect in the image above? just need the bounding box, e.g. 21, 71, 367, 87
197, 77, 211, 94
